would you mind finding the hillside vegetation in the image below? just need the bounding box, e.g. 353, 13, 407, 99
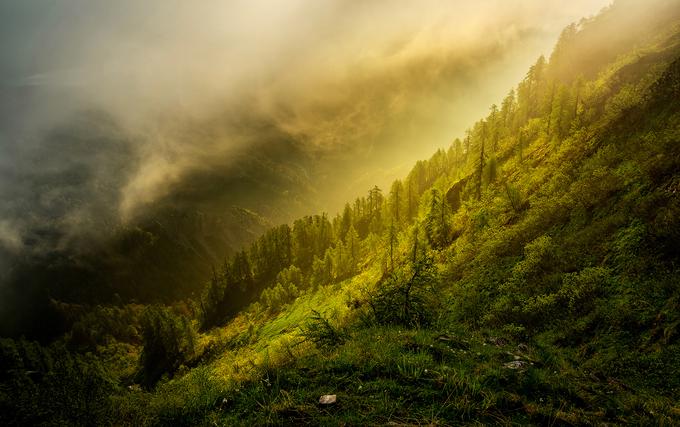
2, 1, 680, 425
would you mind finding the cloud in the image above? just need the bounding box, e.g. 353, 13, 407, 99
0, 220, 22, 252
0, 0, 612, 255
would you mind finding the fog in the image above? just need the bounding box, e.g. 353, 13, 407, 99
0, 0, 612, 261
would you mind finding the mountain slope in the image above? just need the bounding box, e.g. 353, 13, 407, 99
1, 1, 680, 425
184, 23, 680, 425
146, 5, 680, 424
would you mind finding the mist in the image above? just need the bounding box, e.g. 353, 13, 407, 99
0, 0, 614, 307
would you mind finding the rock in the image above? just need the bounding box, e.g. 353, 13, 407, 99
437, 334, 470, 350
517, 343, 529, 353
504, 360, 529, 370
319, 394, 337, 405
487, 337, 508, 347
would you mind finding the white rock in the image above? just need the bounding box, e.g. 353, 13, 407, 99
504, 360, 529, 370
319, 394, 337, 405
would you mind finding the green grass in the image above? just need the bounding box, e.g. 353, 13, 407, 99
151, 322, 678, 426
113, 285, 679, 426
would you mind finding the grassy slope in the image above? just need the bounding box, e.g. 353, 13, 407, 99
111, 24, 680, 426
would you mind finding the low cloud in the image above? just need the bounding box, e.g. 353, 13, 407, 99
0, 0, 612, 259
0, 220, 22, 252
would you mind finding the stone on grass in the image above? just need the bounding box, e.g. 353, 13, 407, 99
504, 360, 529, 370
319, 394, 337, 405
487, 337, 508, 347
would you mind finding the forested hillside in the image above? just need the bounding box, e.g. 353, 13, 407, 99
2, 1, 680, 425
0, 204, 271, 339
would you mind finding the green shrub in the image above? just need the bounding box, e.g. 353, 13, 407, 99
504, 182, 528, 213
300, 310, 347, 350
368, 255, 440, 328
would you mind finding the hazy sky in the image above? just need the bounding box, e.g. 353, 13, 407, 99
0, 0, 613, 253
